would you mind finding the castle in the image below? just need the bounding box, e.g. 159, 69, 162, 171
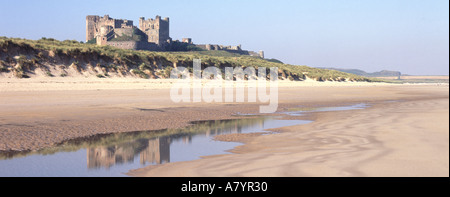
196, 44, 264, 58
86, 15, 171, 50
86, 15, 264, 58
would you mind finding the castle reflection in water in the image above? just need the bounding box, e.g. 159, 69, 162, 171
85, 117, 266, 169
87, 137, 172, 169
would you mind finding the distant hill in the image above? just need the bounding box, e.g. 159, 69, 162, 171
318, 67, 402, 77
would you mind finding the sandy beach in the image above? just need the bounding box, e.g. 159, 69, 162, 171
0, 78, 448, 176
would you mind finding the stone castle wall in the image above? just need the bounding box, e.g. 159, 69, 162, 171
106, 41, 138, 50
196, 44, 264, 58
113, 28, 134, 38
106, 41, 161, 51
86, 15, 133, 42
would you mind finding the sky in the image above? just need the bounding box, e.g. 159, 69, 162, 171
0, 0, 448, 75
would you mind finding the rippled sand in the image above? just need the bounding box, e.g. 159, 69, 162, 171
129, 85, 449, 177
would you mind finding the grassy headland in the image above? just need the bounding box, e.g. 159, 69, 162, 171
0, 37, 382, 82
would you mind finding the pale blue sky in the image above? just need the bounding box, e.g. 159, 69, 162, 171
0, 0, 448, 75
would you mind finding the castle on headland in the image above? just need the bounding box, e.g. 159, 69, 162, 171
86, 15, 264, 58
86, 15, 170, 51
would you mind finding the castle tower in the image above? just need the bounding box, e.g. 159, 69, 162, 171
139, 16, 170, 46
86, 15, 101, 42
96, 25, 112, 45
259, 50, 265, 59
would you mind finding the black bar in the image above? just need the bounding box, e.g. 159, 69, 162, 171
1, 177, 448, 195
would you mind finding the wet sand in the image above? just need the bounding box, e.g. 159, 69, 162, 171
0, 79, 448, 176
129, 84, 449, 177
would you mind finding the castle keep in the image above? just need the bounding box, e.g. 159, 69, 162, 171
139, 16, 170, 46
86, 14, 263, 58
